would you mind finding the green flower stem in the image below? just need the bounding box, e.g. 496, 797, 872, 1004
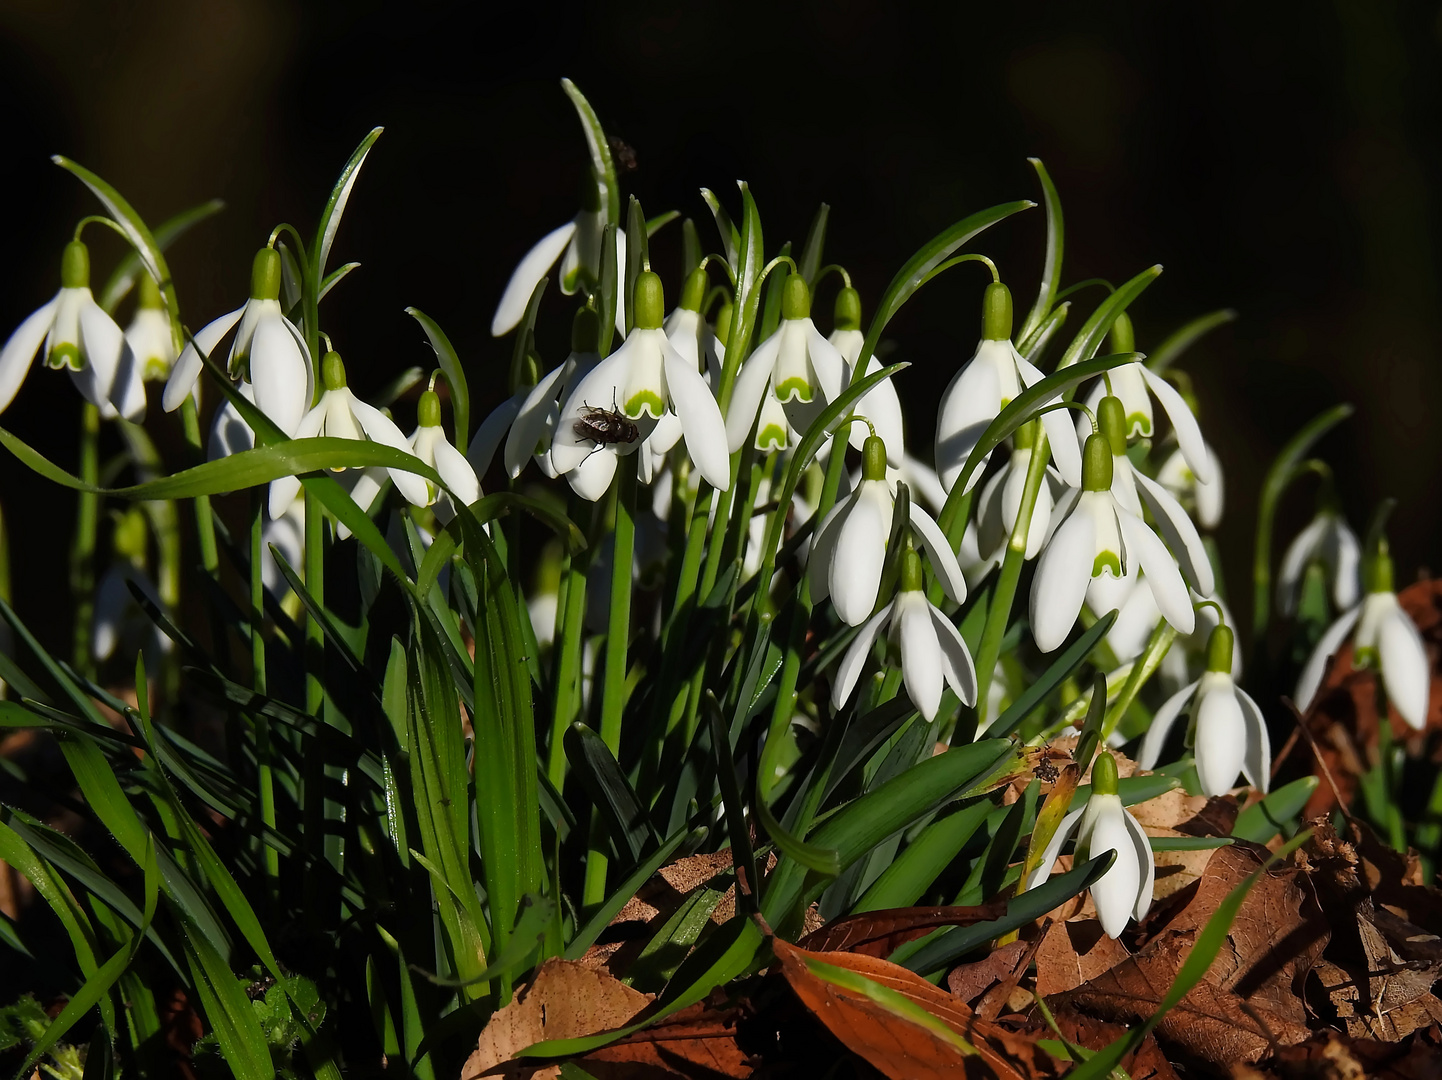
971, 429, 1050, 728
583, 462, 637, 905
178, 396, 219, 577
1374, 683, 1406, 852
1102, 620, 1176, 740
547, 500, 591, 791
69, 402, 100, 678
115, 420, 181, 709
249, 489, 278, 892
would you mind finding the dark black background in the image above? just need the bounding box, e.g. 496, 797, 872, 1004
2, 0, 1440, 649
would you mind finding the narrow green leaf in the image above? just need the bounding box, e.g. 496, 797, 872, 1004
565, 825, 703, 959
406, 307, 471, 450
596, 224, 618, 357
987, 611, 1118, 740
1150, 836, 1234, 852
698, 188, 739, 269
1017, 159, 1064, 344
1147, 308, 1238, 374
854, 798, 995, 912
681, 218, 702, 277
52, 157, 169, 290
561, 78, 619, 222
319, 260, 360, 300
314, 126, 383, 278
183, 920, 276, 1080
1232, 776, 1319, 843
756, 795, 840, 877
624, 196, 646, 335
97, 198, 224, 311
414, 895, 555, 988
564, 722, 654, 863
1054, 264, 1162, 372
645, 210, 680, 237
797, 203, 830, 285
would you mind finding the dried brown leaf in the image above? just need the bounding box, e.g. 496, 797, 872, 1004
1033, 918, 1131, 998
796, 903, 1006, 959
574, 1001, 752, 1079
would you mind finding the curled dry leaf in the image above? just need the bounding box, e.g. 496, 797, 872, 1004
795, 902, 1006, 959
461, 959, 652, 1080
570, 1000, 752, 1079
1033, 916, 1130, 998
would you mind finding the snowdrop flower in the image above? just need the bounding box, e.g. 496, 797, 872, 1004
1276, 503, 1361, 617
725, 275, 849, 458
503, 308, 602, 481
164, 248, 313, 436
1026, 752, 1153, 940
92, 508, 169, 668
1074, 313, 1216, 488
550, 271, 731, 497
124, 273, 176, 382
490, 177, 626, 338
831, 547, 977, 721
1295, 539, 1429, 729
827, 286, 904, 464
0, 239, 144, 421
268, 351, 428, 519
406, 387, 481, 524
973, 420, 1058, 561
1029, 432, 1195, 653
260, 499, 305, 601
809, 435, 966, 626
1140, 625, 1269, 797
935, 281, 1081, 494
664, 267, 724, 390
1157, 444, 1224, 530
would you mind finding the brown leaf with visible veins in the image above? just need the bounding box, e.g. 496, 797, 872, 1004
1036, 1011, 1180, 1080
795, 903, 1006, 959
947, 940, 1032, 1009
462, 960, 652, 1080
1033, 918, 1131, 998
574, 1001, 752, 1079
771, 937, 1063, 1080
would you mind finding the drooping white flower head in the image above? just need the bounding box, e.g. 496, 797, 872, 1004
1157, 443, 1224, 530
125, 272, 177, 383
1074, 314, 1216, 488
1029, 430, 1195, 653
501, 310, 603, 481
831, 548, 977, 721
490, 175, 627, 339
164, 247, 313, 437
1139, 625, 1270, 797
260, 498, 306, 601
92, 507, 169, 669
1026, 752, 1154, 939
809, 435, 966, 627
1295, 539, 1429, 729
1276, 504, 1361, 617
827, 285, 905, 464
405, 386, 482, 524
664, 267, 725, 391
550, 271, 731, 498
725, 275, 850, 459
268, 351, 429, 519
0, 239, 145, 421
974, 421, 1061, 563
935, 281, 1081, 495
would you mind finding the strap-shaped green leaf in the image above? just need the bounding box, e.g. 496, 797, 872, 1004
1147, 307, 1238, 374
97, 197, 224, 312
987, 610, 1117, 740
407, 307, 471, 450
314, 127, 382, 279
561, 78, 618, 223
1017, 158, 1064, 344
52, 156, 169, 290
1232, 776, 1319, 843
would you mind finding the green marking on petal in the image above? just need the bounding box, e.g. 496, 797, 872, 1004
774, 376, 813, 403
1127, 411, 1152, 437
625, 389, 666, 418
46, 343, 83, 371
756, 424, 789, 451
1092, 550, 1122, 578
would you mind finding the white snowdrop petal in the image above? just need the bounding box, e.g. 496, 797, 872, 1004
163, 305, 243, 412
829, 485, 892, 626
806, 323, 848, 405
850, 357, 906, 466
1134, 470, 1215, 596
908, 504, 967, 605
806, 500, 848, 605
433, 439, 482, 510
935, 351, 1002, 493
1194, 681, 1248, 797
1029, 499, 1096, 653
897, 594, 945, 721
1086, 800, 1143, 939
1195, 445, 1225, 529
1294, 606, 1362, 713
1108, 575, 1161, 663
351, 398, 431, 507
1024, 807, 1084, 892
900, 454, 946, 514
725, 331, 782, 453
664, 346, 731, 491
931, 604, 978, 707
1141, 365, 1215, 485
92, 568, 130, 661
1115, 508, 1195, 637
506, 358, 573, 478
466, 390, 525, 479
491, 221, 577, 337
81, 301, 145, 423
566, 444, 618, 501
550, 351, 631, 474
1379, 607, 1430, 730
1138, 679, 1199, 770
1015, 351, 1082, 488
1277, 516, 1328, 617
1236, 687, 1272, 794
1328, 518, 1363, 612
831, 602, 893, 711
0, 297, 58, 414
249, 316, 310, 436
1120, 806, 1156, 922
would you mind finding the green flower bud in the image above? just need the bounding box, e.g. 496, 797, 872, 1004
781, 274, 811, 320
250, 247, 282, 302
1091, 751, 1119, 796
862, 435, 888, 481
1365, 537, 1395, 594
632, 270, 665, 330
322, 352, 347, 391
137, 272, 164, 310
1082, 433, 1113, 492
680, 267, 708, 313
418, 389, 442, 428
1097, 396, 1128, 456
899, 547, 925, 593
834, 286, 862, 332
981, 281, 1013, 342
60, 241, 90, 290
1206, 624, 1234, 673
713, 301, 734, 347
572, 306, 600, 353
1108, 312, 1135, 354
